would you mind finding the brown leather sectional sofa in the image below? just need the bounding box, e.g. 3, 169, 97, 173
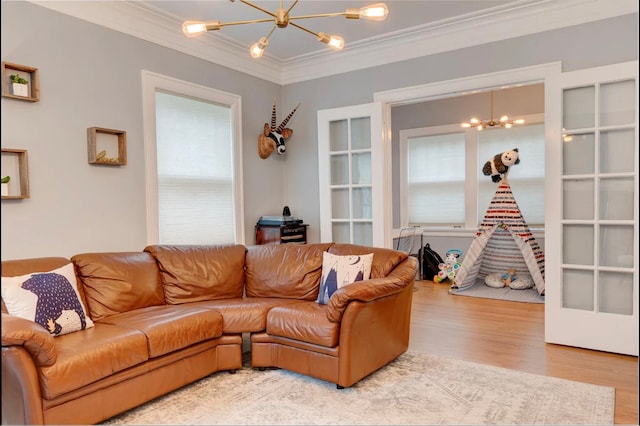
1, 242, 417, 425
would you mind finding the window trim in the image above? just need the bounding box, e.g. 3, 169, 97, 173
399, 112, 544, 231
141, 70, 245, 245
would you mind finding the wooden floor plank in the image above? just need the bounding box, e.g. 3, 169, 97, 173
408, 280, 639, 425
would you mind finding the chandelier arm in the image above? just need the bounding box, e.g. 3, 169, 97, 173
238, 0, 277, 18
289, 12, 348, 20
288, 21, 319, 38
285, 0, 299, 16
263, 25, 277, 41
217, 18, 275, 27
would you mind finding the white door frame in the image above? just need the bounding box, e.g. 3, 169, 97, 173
373, 62, 562, 248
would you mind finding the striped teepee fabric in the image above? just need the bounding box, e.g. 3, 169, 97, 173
453, 178, 545, 295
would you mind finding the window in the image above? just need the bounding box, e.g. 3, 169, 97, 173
142, 71, 244, 245
400, 113, 544, 229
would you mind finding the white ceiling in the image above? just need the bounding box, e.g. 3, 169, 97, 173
31, 0, 638, 84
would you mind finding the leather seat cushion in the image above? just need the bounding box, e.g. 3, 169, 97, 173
39, 323, 149, 399
97, 305, 223, 357
266, 303, 339, 348
192, 298, 307, 333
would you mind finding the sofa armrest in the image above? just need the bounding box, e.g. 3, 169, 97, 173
2, 313, 57, 366
326, 277, 407, 322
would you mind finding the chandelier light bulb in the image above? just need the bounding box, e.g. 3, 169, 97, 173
318, 33, 344, 50
182, 21, 207, 36
359, 3, 389, 20
250, 37, 269, 58
182, 20, 222, 37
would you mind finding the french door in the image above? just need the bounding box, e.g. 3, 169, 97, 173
545, 61, 638, 355
317, 103, 389, 247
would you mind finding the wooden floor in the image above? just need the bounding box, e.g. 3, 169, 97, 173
408, 280, 639, 425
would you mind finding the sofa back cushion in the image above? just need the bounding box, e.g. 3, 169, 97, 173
245, 243, 332, 300
144, 244, 246, 304
71, 252, 165, 321
328, 244, 408, 278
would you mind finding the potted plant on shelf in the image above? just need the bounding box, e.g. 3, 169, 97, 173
1, 175, 10, 197
10, 74, 29, 97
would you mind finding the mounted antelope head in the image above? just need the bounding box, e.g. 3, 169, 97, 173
258, 100, 300, 159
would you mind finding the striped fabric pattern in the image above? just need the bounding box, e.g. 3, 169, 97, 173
453, 179, 546, 295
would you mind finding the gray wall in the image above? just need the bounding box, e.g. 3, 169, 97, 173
1, 1, 285, 259
1, 1, 637, 260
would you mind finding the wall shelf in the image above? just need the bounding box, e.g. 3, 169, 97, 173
1, 149, 30, 199
2, 62, 40, 102
87, 127, 127, 166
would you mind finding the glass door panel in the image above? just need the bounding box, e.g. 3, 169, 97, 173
600, 80, 636, 126
562, 86, 595, 129
330, 120, 348, 151
562, 269, 594, 311
600, 129, 635, 173
562, 225, 594, 265
562, 179, 594, 220
330, 154, 349, 185
599, 272, 634, 315
562, 133, 595, 175
599, 225, 634, 268
599, 177, 634, 220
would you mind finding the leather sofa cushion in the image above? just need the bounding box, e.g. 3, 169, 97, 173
266, 302, 340, 348
192, 298, 307, 333
39, 323, 149, 400
97, 305, 223, 358
245, 243, 332, 300
71, 252, 165, 322
144, 245, 246, 304
329, 244, 408, 279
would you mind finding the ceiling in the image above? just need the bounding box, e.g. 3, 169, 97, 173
139, 0, 515, 61
31, 0, 637, 84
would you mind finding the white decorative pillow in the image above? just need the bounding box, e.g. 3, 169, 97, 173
316, 252, 373, 305
1, 263, 94, 336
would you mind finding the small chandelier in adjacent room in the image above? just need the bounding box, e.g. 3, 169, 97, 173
461, 90, 525, 130
182, 1, 389, 59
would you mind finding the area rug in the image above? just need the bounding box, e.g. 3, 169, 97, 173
450, 279, 545, 304
102, 351, 612, 425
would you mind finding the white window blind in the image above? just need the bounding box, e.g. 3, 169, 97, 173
407, 132, 465, 225
155, 92, 235, 244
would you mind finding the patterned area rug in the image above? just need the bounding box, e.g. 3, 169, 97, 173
450, 278, 545, 303
103, 351, 612, 425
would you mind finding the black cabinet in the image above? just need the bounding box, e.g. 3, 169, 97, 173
255, 223, 308, 245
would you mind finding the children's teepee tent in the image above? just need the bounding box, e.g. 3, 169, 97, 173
452, 178, 545, 295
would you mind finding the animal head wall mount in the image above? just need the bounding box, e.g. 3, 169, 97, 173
482, 148, 520, 183
258, 100, 301, 159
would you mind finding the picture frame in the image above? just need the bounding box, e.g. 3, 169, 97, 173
1, 62, 40, 102
87, 127, 127, 166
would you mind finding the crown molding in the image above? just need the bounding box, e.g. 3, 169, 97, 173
29, 0, 638, 86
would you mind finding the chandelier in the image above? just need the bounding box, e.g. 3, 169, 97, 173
182, 1, 389, 58
461, 90, 525, 130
